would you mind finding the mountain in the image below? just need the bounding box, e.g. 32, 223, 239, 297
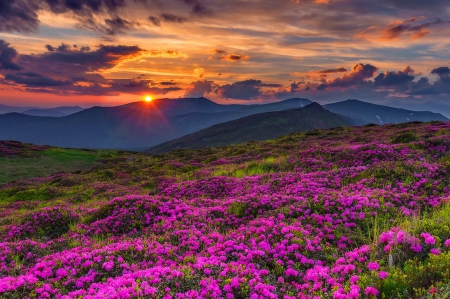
0, 98, 312, 149
324, 99, 448, 125
147, 103, 353, 153
0, 104, 38, 114
22, 109, 67, 117
21, 106, 84, 117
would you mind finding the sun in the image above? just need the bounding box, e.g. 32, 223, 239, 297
145, 95, 153, 102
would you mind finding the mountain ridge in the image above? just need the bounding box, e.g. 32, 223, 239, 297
147, 102, 354, 154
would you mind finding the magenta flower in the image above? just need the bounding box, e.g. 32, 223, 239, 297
365, 286, 379, 296
378, 271, 389, 279
368, 261, 380, 271
420, 232, 436, 245
444, 239, 450, 247
430, 248, 440, 255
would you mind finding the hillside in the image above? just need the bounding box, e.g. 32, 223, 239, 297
0, 140, 132, 183
148, 102, 353, 153
1, 122, 450, 298
0, 98, 312, 149
324, 99, 448, 125
21, 106, 84, 117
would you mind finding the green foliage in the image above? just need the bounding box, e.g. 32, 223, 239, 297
342, 162, 422, 186
391, 132, 418, 144
227, 202, 250, 218
0, 147, 128, 184
378, 253, 450, 298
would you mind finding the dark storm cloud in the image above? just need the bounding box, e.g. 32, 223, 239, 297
318, 67, 347, 74
374, 66, 416, 88
0, 0, 136, 34
160, 13, 188, 23
35, 43, 143, 70
4, 72, 71, 86
0, 0, 40, 33
320, 63, 378, 90
217, 79, 281, 100
0, 0, 207, 38
0, 40, 183, 96
0, 40, 22, 70
178, 0, 213, 16
184, 80, 217, 97
104, 17, 136, 35
220, 54, 249, 61
431, 67, 450, 77
159, 81, 178, 85
148, 15, 161, 26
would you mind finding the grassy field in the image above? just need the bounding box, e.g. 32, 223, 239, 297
0, 145, 132, 184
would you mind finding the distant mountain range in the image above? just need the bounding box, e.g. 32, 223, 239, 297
0, 105, 84, 117
0, 98, 313, 149
148, 103, 353, 154
0, 98, 447, 150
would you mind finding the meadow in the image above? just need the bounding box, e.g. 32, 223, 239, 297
1, 122, 450, 298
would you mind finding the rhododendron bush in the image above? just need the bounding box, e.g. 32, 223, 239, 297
1, 122, 450, 298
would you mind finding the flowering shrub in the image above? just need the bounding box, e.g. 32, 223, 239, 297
0, 121, 450, 298
5, 207, 79, 240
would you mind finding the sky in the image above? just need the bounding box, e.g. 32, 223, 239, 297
1, 0, 450, 115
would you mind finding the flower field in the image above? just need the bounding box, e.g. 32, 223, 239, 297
1, 122, 450, 298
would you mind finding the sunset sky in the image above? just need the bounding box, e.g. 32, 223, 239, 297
1, 0, 450, 114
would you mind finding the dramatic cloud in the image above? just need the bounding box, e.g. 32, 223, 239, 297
4, 72, 70, 87
0, 40, 22, 70
148, 16, 161, 26
217, 79, 281, 100
319, 63, 378, 90
431, 66, 450, 77
221, 54, 249, 61
178, 0, 213, 16
374, 66, 416, 88
32, 43, 144, 70
184, 80, 217, 97
0, 0, 212, 37
357, 17, 449, 41
318, 67, 347, 74
209, 50, 249, 62
160, 13, 188, 23
0, 0, 40, 33
0, 40, 184, 96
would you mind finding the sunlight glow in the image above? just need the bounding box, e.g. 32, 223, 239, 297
145, 95, 153, 102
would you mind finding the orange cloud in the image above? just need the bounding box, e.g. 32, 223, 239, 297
221, 54, 249, 61
356, 17, 448, 41
148, 50, 188, 58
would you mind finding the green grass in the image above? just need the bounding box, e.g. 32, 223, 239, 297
0, 147, 128, 184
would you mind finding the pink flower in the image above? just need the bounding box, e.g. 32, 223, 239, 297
350, 275, 359, 284
365, 286, 379, 296
430, 248, 440, 255
368, 262, 380, 271
411, 243, 422, 253
420, 232, 436, 245
444, 239, 450, 247
378, 271, 389, 279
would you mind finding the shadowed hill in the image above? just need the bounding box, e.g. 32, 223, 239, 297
22, 106, 84, 117
0, 98, 312, 149
324, 99, 448, 125
147, 103, 353, 153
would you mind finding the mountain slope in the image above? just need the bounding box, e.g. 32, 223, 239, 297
324, 99, 448, 125
0, 104, 38, 114
22, 109, 67, 117
0, 98, 313, 149
147, 103, 353, 153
